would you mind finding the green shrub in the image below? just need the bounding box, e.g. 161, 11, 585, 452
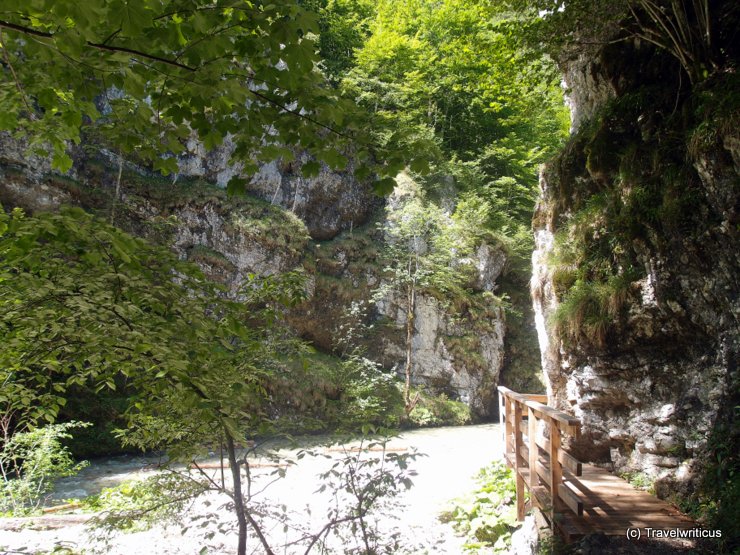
408, 392, 471, 427
337, 355, 405, 431
551, 273, 633, 347
0, 422, 90, 515
83, 473, 207, 533
440, 460, 520, 552
284, 348, 405, 433
619, 471, 655, 494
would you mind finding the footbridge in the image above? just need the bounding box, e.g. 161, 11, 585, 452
498, 386, 696, 543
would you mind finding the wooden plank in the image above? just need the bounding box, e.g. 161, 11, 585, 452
498, 386, 579, 428
515, 460, 531, 484
497, 388, 698, 543
535, 459, 550, 487
531, 485, 550, 512
560, 449, 582, 476
504, 394, 513, 461
537, 437, 582, 476
516, 467, 526, 521
497, 385, 516, 396
523, 394, 549, 403
561, 464, 695, 536
533, 435, 583, 476
524, 399, 580, 426
554, 511, 591, 543
499, 391, 506, 447
548, 419, 563, 519
534, 460, 584, 516
514, 401, 526, 521
514, 403, 524, 467
504, 452, 515, 470
509, 456, 534, 495
528, 407, 538, 490
42, 502, 81, 514
559, 482, 584, 517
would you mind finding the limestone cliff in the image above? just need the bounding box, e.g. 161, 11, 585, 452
289, 175, 508, 418
0, 141, 507, 418
176, 137, 380, 240
532, 25, 739, 498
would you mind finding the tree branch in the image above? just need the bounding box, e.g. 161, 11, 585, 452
0, 28, 35, 119
0, 19, 196, 71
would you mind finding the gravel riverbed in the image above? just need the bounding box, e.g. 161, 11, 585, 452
0, 424, 504, 554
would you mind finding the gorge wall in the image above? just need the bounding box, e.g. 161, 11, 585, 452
532, 26, 739, 496
0, 139, 509, 418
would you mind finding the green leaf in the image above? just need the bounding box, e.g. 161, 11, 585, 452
372, 177, 396, 196
119, 1, 152, 36
409, 157, 429, 174
226, 176, 247, 196
0, 109, 18, 130
51, 152, 73, 173
153, 157, 178, 176
301, 161, 321, 178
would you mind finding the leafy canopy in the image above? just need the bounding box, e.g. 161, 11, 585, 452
336, 0, 568, 239
0, 0, 424, 188
0, 205, 305, 456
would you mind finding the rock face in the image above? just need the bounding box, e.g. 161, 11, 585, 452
376, 291, 505, 417
532, 30, 739, 494
176, 137, 379, 240
0, 142, 310, 296
290, 178, 508, 418
0, 142, 507, 419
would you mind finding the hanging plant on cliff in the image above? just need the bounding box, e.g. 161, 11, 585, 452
510, 0, 722, 85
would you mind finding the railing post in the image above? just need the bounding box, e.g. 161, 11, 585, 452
499, 390, 506, 453
514, 400, 525, 521
504, 395, 513, 463
528, 407, 538, 490
548, 418, 563, 522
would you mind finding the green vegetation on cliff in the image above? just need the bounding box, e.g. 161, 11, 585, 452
547, 69, 740, 349
531, 1, 739, 549
308, 0, 568, 391
0, 0, 434, 191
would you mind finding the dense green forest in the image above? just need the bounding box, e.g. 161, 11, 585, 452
1, 0, 737, 553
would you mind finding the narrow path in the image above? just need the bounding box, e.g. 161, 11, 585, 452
0, 424, 503, 554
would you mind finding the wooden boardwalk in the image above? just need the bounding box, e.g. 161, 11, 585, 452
498, 387, 696, 543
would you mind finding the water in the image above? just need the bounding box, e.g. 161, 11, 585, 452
2, 424, 505, 554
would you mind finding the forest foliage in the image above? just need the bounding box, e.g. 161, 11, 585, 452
0, 0, 569, 466
320, 0, 569, 230
0, 1, 569, 549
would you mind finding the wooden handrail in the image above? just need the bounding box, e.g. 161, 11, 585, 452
498, 386, 580, 426
498, 386, 585, 528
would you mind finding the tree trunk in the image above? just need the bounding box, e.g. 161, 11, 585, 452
225, 433, 275, 555
109, 154, 123, 224
225, 434, 249, 555
404, 284, 416, 416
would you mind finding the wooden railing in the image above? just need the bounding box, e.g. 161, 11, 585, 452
498, 386, 585, 526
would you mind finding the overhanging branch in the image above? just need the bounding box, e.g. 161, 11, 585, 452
0, 19, 196, 71
0, 18, 350, 139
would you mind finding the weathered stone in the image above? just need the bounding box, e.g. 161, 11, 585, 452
531, 40, 739, 495
176, 136, 379, 240
375, 291, 505, 417
1, 141, 507, 419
